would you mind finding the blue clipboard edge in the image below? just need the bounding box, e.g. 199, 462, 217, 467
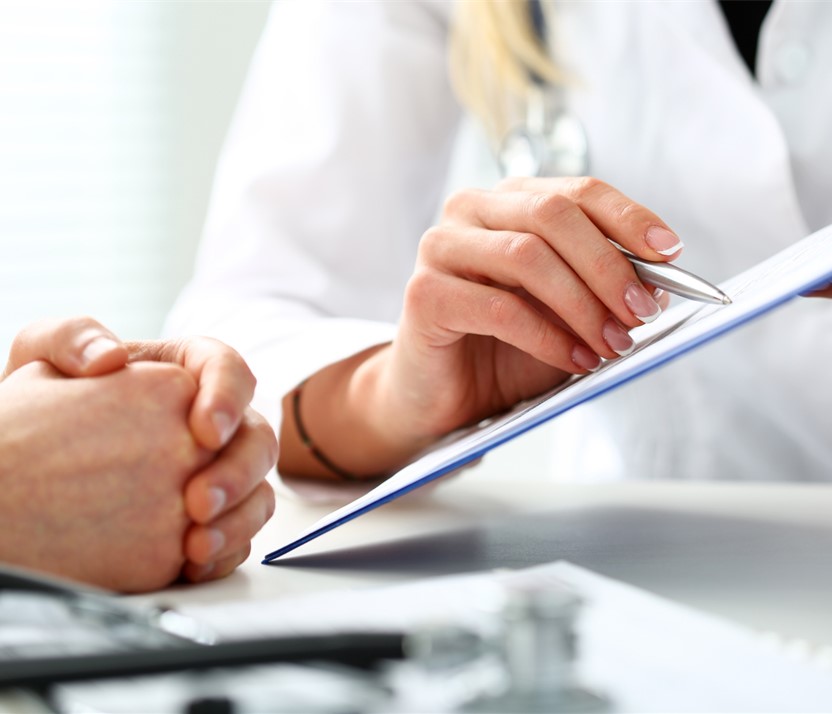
263, 271, 832, 564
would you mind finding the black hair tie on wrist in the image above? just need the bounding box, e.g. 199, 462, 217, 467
292, 380, 363, 482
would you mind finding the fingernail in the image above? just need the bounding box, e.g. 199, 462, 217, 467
206, 487, 227, 520
80, 336, 120, 367
571, 344, 601, 372
213, 411, 235, 446
190, 562, 215, 581
624, 282, 662, 323
645, 225, 684, 256
602, 319, 635, 356
205, 528, 226, 558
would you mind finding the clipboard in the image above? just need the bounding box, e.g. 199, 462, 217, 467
263, 224, 832, 563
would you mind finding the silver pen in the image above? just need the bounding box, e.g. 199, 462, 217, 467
621, 249, 732, 305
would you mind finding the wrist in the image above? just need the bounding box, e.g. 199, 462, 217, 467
277, 344, 431, 480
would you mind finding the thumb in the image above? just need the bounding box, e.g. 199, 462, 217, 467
4, 316, 129, 379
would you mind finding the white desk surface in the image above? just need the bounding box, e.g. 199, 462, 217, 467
135, 474, 832, 649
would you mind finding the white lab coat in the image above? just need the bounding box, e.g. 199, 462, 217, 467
165, 0, 832, 484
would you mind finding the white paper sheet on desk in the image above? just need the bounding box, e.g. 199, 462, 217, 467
263, 224, 832, 563
179, 561, 832, 712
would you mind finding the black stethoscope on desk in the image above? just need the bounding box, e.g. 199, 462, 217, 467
497, 0, 590, 179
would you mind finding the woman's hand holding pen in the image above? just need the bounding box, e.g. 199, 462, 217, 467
280, 178, 678, 480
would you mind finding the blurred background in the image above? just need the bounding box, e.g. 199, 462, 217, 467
0, 0, 271, 355
0, 0, 608, 481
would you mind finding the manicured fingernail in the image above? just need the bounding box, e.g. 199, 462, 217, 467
602, 319, 635, 356
213, 411, 235, 446
645, 226, 684, 256
571, 344, 601, 372
204, 528, 225, 558
80, 336, 120, 367
624, 282, 662, 323
206, 487, 227, 520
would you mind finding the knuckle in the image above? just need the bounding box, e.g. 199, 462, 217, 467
56, 315, 102, 341
219, 350, 257, 397
403, 267, 441, 311
485, 292, 516, 328
221, 460, 249, 503
564, 175, 607, 200
502, 231, 546, 270
572, 284, 603, 316
211, 339, 251, 378
222, 545, 252, 575
264, 484, 276, 520
440, 187, 477, 219
495, 176, 524, 192
263, 426, 279, 468
590, 246, 626, 277
68, 314, 102, 331
241, 359, 257, 391
608, 197, 646, 228
247, 416, 279, 473
527, 192, 575, 226
237, 542, 253, 564
417, 225, 446, 261
250, 481, 276, 524
7, 329, 29, 360
138, 362, 198, 409
164, 365, 199, 402
532, 320, 559, 360
227, 544, 252, 571
168, 336, 190, 360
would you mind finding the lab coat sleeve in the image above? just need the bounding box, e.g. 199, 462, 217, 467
163, 0, 463, 493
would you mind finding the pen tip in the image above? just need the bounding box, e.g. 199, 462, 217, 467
721, 295, 733, 305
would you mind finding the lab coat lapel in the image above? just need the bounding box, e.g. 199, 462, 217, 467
646, 0, 810, 253
548, 0, 807, 276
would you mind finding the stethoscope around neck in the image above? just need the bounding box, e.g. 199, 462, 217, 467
497, 0, 590, 179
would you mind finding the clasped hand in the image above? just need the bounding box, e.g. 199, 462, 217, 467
0, 317, 277, 592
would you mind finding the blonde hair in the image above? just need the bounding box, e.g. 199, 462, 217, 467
449, 0, 561, 145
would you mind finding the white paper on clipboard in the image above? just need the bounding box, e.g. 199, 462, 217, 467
263, 224, 832, 563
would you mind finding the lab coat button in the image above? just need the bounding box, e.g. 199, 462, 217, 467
773, 43, 810, 84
